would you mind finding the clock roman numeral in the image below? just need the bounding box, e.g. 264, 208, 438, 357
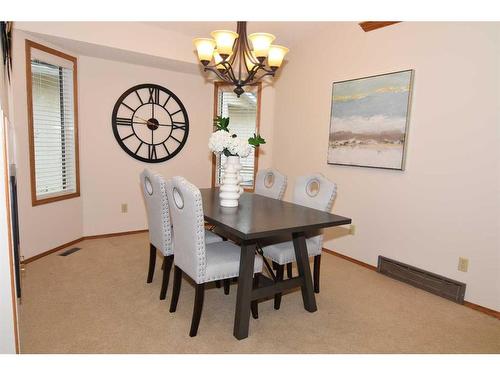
163, 143, 170, 156
135, 90, 144, 105
148, 144, 157, 160
120, 133, 135, 141
135, 141, 144, 155
170, 109, 182, 116
170, 135, 182, 144
172, 122, 186, 130
121, 102, 135, 112
148, 87, 160, 104
116, 117, 132, 126
162, 95, 171, 108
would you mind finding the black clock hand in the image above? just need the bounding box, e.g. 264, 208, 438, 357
132, 120, 175, 127
134, 115, 149, 123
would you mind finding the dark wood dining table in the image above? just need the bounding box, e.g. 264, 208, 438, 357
200, 188, 352, 340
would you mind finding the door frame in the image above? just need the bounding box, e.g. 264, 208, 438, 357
0, 111, 20, 353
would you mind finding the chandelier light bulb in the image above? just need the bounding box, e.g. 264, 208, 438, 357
193, 38, 216, 65
268, 45, 289, 69
248, 32, 276, 60
210, 30, 239, 57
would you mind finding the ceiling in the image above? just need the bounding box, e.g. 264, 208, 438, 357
146, 21, 335, 49
20, 22, 372, 75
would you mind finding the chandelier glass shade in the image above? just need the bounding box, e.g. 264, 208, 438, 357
193, 21, 289, 96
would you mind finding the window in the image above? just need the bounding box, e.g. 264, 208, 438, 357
26, 40, 79, 206
212, 82, 261, 190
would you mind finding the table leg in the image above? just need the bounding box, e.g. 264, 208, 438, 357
292, 232, 317, 312
233, 241, 256, 340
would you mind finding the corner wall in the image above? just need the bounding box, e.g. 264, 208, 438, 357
272, 22, 500, 310
10, 30, 83, 260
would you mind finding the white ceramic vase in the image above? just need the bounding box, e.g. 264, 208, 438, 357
219, 155, 243, 207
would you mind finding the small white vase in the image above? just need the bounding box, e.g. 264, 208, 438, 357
219, 155, 242, 207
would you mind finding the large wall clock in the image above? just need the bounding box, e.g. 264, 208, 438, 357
111, 83, 189, 163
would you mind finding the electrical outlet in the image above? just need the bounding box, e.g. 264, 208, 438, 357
458, 257, 469, 272
121, 203, 128, 213
349, 224, 356, 235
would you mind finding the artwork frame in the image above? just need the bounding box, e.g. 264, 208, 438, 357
327, 69, 414, 171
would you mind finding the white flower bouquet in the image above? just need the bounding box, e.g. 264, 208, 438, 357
208, 116, 265, 158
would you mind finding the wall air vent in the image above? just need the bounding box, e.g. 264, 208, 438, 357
377, 256, 466, 304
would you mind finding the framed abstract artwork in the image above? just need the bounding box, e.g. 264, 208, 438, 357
327, 69, 414, 170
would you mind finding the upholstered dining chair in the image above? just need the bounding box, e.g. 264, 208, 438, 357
261, 173, 337, 310
254, 168, 287, 200
166, 176, 263, 337
140, 169, 222, 300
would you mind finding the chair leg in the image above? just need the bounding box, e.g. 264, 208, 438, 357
286, 263, 293, 279
215, 280, 221, 288
160, 255, 174, 300
189, 283, 205, 337
314, 255, 321, 294
169, 266, 182, 313
147, 244, 156, 283
223, 279, 230, 295
274, 264, 285, 310
251, 273, 260, 319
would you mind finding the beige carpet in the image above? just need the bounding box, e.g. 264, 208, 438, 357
18, 232, 500, 353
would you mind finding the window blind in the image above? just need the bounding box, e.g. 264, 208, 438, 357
31, 59, 77, 199
216, 90, 258, 187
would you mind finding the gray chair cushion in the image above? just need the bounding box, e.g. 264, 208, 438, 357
204, 230, 223, 244
261, 235, 322, 264
204, 241, 263, 283
171, 230, 222, 248
261, 173, 337, 265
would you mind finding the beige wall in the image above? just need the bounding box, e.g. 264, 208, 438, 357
10, 29, 275, 257
78, 55, 213, 236
272, 22, 500, 310
78, 56, 274, 236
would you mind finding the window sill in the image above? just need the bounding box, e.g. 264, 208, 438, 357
32, 191, 80, 207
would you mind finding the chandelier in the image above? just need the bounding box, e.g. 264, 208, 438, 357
193, 21, 289, 96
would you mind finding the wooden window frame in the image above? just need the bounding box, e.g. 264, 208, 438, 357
25, 40, 80, 206
211, 81, 262, 192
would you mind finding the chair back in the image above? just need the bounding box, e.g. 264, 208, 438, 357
166, 176, 207, 284
293, 173, 337, 212
254, 168, 287, 200
140, 169, 172, 256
